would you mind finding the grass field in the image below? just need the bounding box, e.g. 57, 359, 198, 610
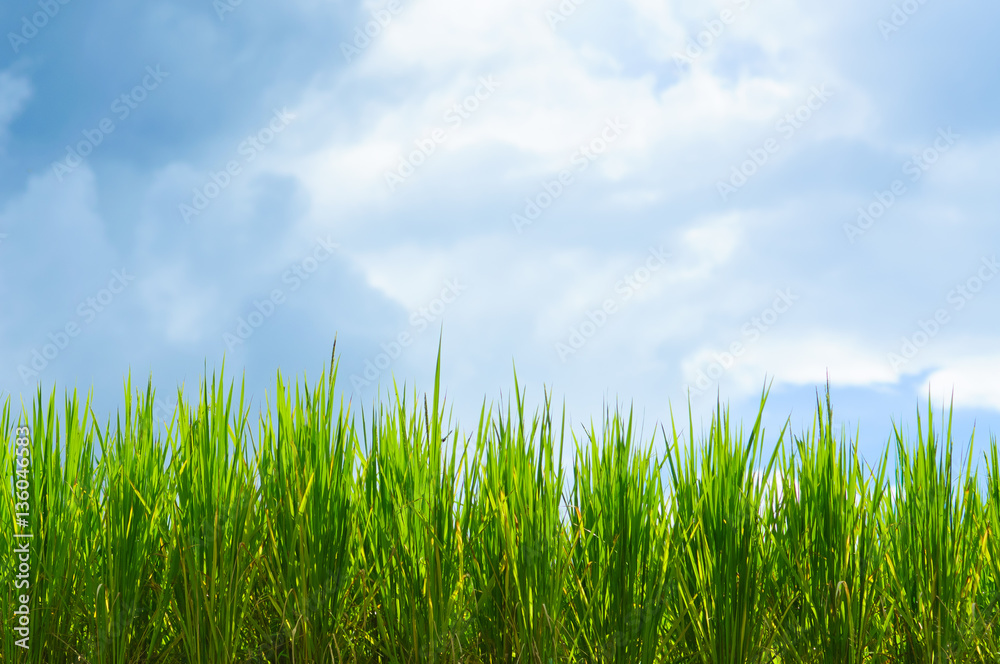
3, 348, 1000, 663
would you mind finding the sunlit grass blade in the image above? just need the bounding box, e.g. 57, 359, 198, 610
166, 370, 263, 664
771, 381, 892, 664
569, 405, 674, 664
883, 392, 985, 663
666, 385, 789, 664
255, 350, 363, 662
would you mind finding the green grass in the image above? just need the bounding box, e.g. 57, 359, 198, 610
3, 351, 1000, 663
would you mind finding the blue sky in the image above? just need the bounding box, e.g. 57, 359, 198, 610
1, 0, 998, 461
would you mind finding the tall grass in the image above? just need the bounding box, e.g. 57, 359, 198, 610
90, 376, 173, 664
666, 391, 787, 664
358, 349, 469, 662
882, 397, 984, 663
467, 381, 569, 663
255, 352, 360, 662
569, 407, 673, 663
773, 384, 891, 664
3, 354, 1000, 663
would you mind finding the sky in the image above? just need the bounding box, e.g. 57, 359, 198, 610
1, 0, 998, 463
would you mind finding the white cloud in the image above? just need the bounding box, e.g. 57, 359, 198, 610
0, 70, 32, 148
923, 357, 1000, 411
351, 242, 464, 311
147, 2, 1000, 426
287, 0, 872, 233
731, 333, 897, 392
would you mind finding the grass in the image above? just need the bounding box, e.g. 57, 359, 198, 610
3, 349, 1000, 663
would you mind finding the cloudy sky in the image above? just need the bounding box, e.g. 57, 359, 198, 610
1, 0, 997, 460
